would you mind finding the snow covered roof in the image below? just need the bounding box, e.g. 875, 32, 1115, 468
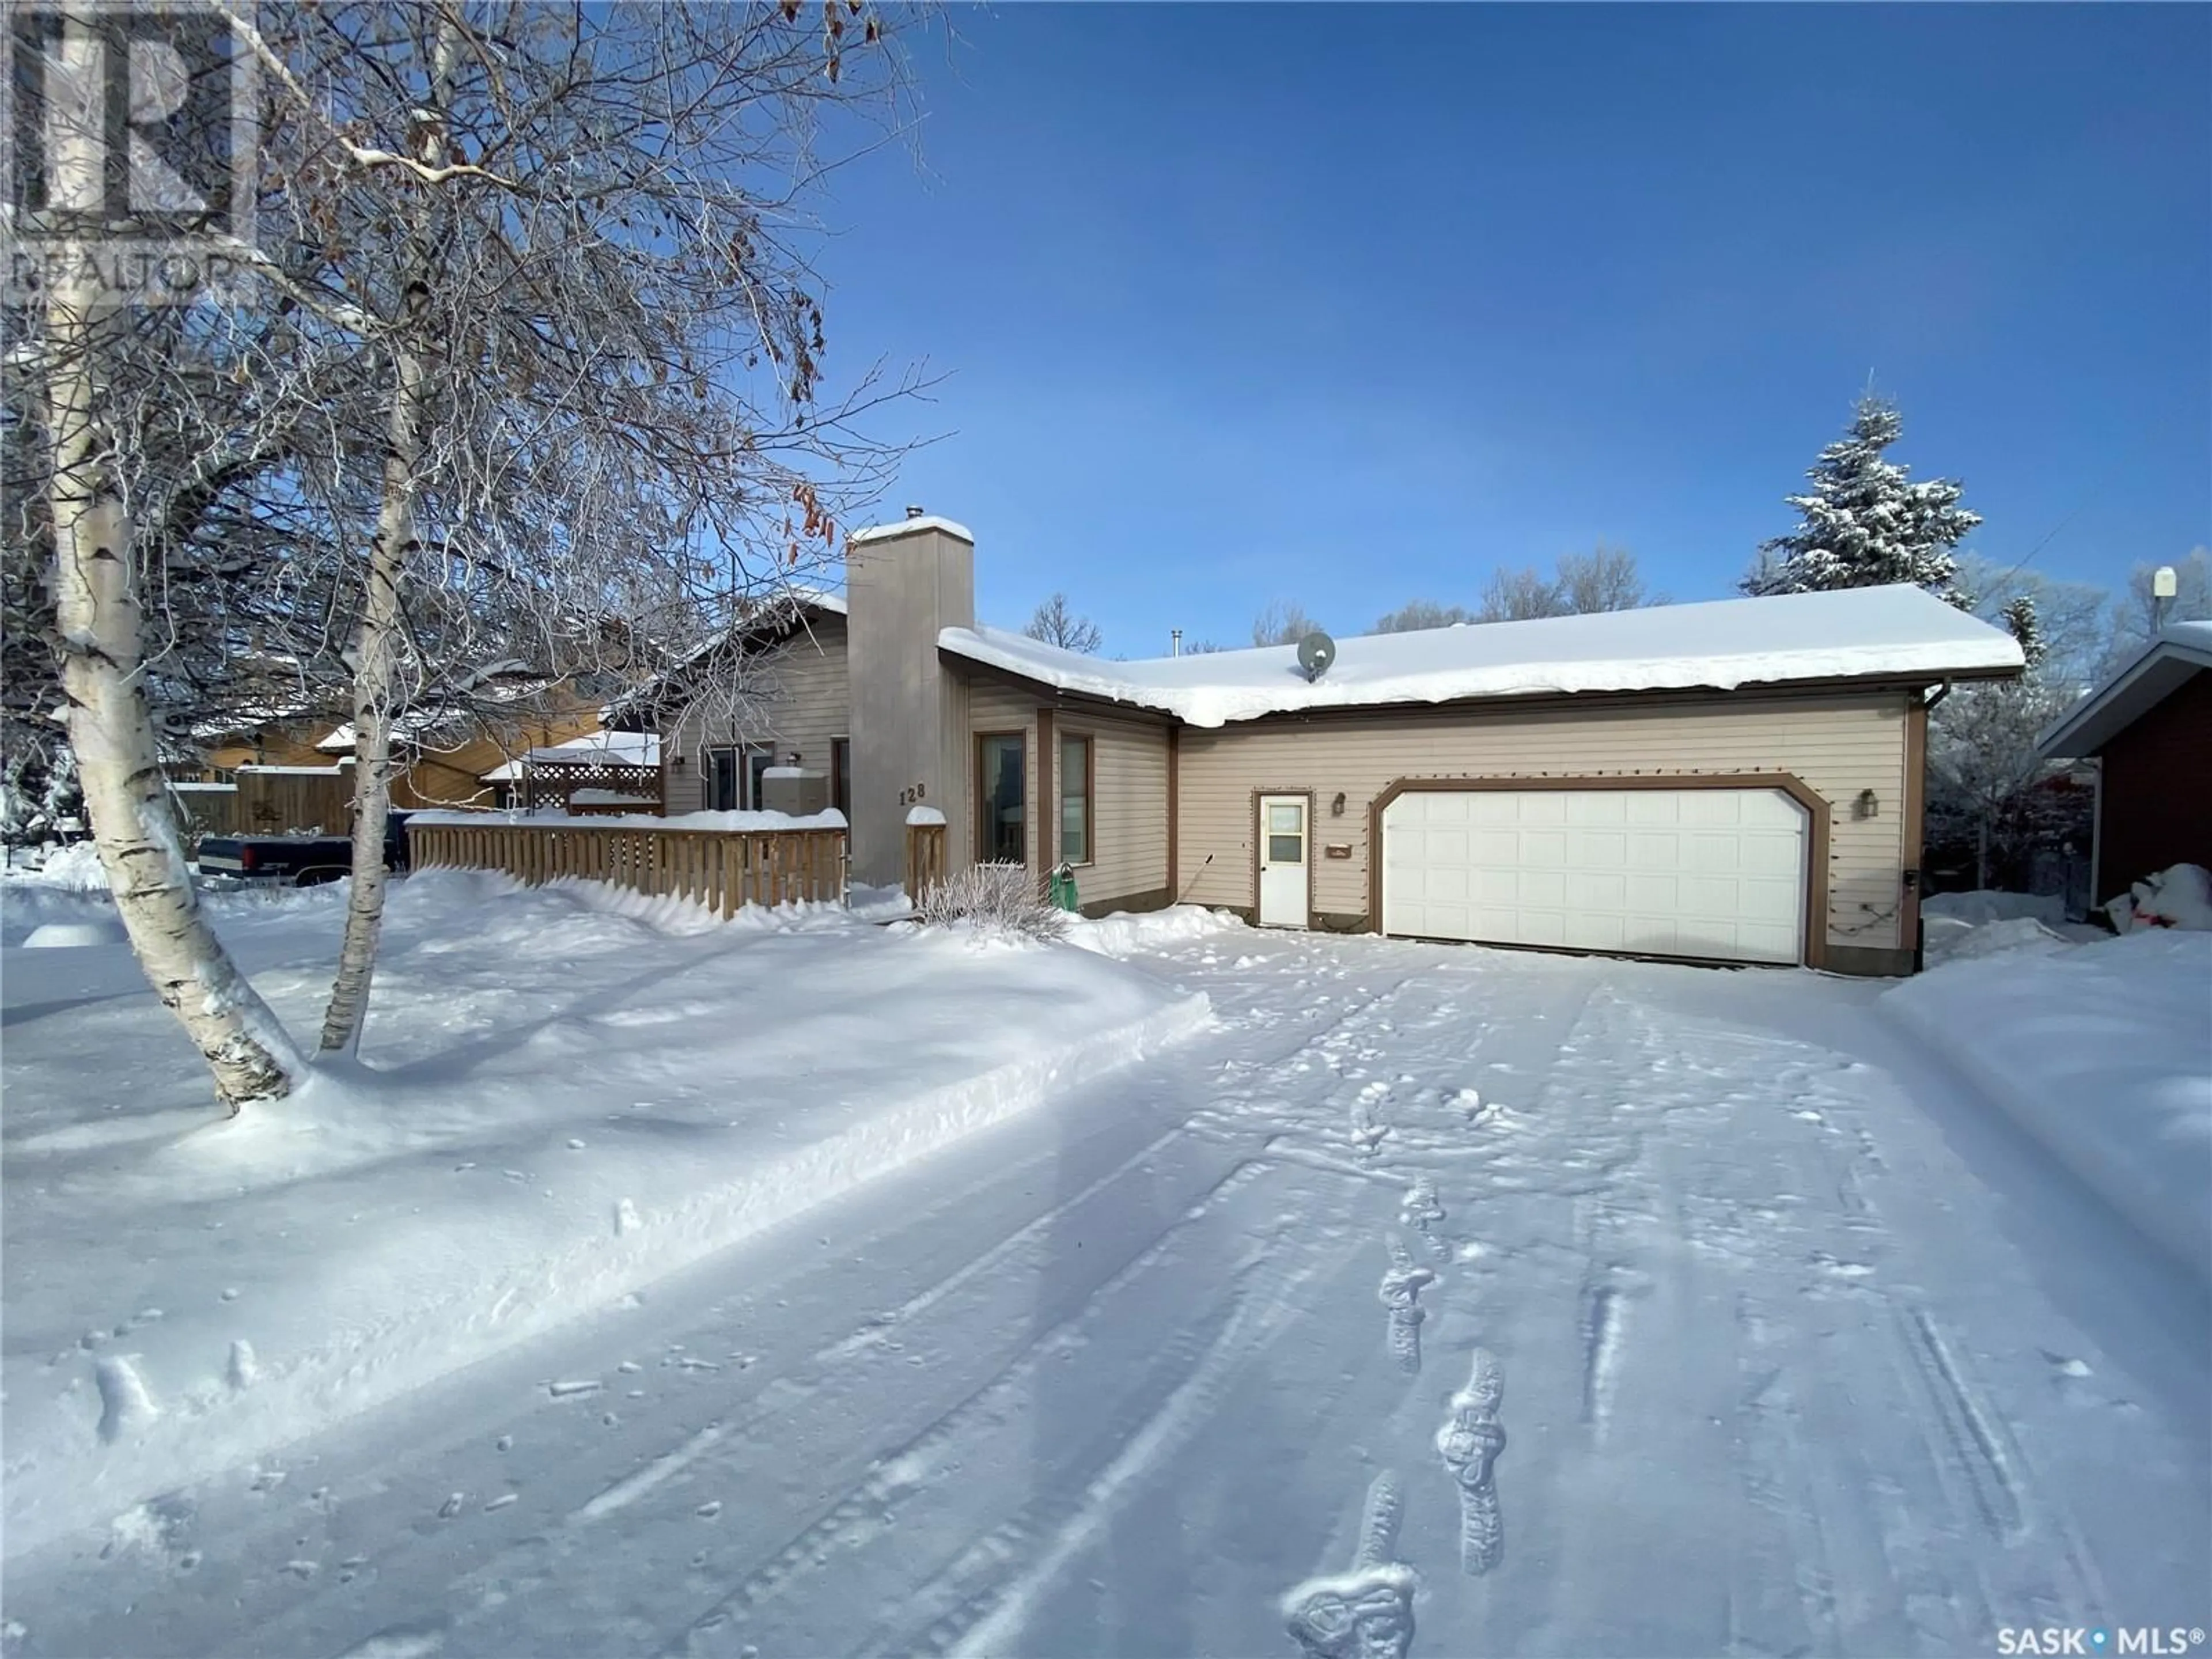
2037, 622, 2212, 760
479, 731, 659, 782
941, 584, 2023, 729
849, 515, 974, 547
316, 677, 575, 755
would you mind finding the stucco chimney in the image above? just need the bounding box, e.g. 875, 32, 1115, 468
844, 514, 976, 887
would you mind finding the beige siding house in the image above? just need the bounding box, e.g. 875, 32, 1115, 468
646, 514, 2022, 974
662, 611, 853, 819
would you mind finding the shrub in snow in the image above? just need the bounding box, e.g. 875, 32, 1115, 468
2107, 863, 2212, 934
916, 861, 1068, 942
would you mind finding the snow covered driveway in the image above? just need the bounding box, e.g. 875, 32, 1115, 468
7, 925, 2207, 1658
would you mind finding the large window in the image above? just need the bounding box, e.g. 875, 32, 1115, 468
977, 732, 1026, 864
706, 747, 740, 811
831, 738, 851, 819
1059, 733, 1092, 865
705, 744, 774, 810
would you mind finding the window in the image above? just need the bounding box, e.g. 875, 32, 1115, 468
1267, 801, 1305, 863
977, 733, 1025, 864
831, 737, 851, 819
706, 747, 740, 811
707, 744, 774, 810
1059, 733, 1092, 865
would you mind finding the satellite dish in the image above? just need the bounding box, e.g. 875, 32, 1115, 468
1296, 630, 1337, 683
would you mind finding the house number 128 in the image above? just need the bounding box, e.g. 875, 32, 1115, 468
899, 783, 928, 805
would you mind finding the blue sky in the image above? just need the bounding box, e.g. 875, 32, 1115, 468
814, 4, 2210, 655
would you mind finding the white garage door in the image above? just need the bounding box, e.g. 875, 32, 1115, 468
1381, 786, 1809, 965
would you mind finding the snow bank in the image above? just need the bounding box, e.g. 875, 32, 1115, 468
1921, 914, 2071, 965
942, 584, 2022, 728
21, 919, 127, 949
1883, 929, 2211, 1279
1922, 889, 2065, 926
12, 840, 107, 891
2108, 863, 2212, 933
1064, 904, 1245, 958
0, 874, 1207, 1556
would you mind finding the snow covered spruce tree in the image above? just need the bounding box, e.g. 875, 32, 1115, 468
1743, 395, 1980, 603
221, 2, 922, 1054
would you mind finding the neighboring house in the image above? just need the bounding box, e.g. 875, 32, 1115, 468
646, 596, 855, 820
652, 514, 2023, 974
2037, 622, 2212, 908
317, 683, 609, 810
179, 713, 342, 782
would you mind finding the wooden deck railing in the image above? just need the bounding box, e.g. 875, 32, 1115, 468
904, 821, 947, 903
408, 819, 846, 915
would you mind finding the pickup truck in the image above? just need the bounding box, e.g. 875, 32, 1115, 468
195, 812, 415, 886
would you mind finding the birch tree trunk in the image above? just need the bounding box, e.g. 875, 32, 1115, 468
316, 340, 419, 1055
319, 17, 460, 1056
42, 12, 294, 1109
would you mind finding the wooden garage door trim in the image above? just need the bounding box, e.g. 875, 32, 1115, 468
1366, 773, 1831, 970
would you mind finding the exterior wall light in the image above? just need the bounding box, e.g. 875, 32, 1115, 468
1332, 791, 1347, 817
1854, 788, 1879, 819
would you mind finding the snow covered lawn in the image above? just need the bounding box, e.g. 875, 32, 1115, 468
0, 873, 1205, 1559
1885, 928, 2212, 1278
2, 904, 2205, 1658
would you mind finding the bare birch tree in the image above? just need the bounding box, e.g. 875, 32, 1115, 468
9, 2, 928, 1097
219, 2, 923, 1052
11, 12, 302, 1107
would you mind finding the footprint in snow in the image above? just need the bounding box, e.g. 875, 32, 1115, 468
1378, 1240, 1435, 1375
1437, 1347, 1507, 1575
1282, 1472, 1415, 1659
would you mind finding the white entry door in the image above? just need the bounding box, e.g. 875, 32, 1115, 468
1258, 794, 1310, 927
1381, 786, 1809, 965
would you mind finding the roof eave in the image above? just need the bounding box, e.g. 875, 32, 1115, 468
2037, 640, 2212, 759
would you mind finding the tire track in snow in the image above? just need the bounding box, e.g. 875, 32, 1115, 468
923, 1252, 1327, 1659
1899, 1306, 2027, 1542
659, 1163, 1333, 1657
1578, 1281, 1628, 1444
559, 1128, 1207, 1534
